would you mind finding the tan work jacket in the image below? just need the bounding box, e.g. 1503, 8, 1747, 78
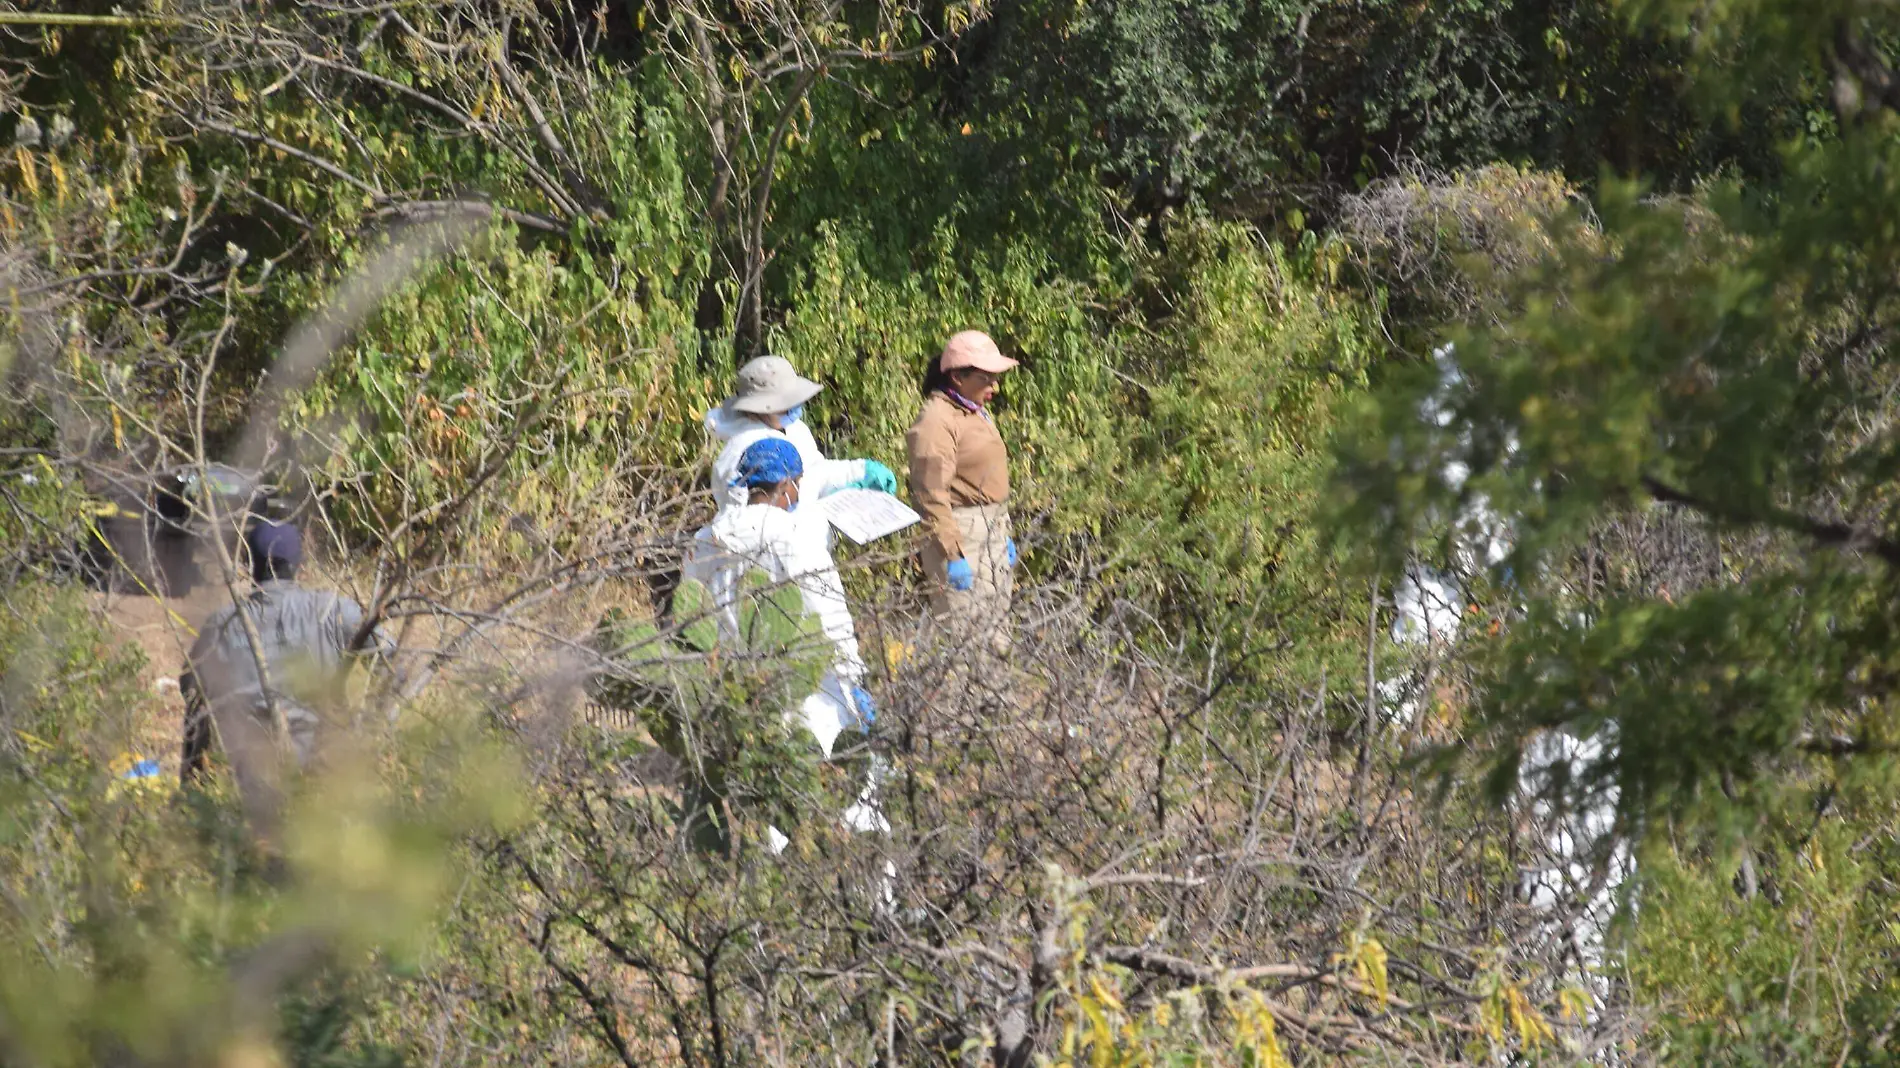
906, 391, 1010, 560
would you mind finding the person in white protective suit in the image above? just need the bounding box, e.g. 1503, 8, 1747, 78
705, 354, 900, 512
683, 436, 889, 849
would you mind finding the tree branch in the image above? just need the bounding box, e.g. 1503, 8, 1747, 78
1641, 475, 1900, 569
200, 119, 386, 201
537, 918, 643, 1068
492, 52, 601, 217
378, 198, 564, 234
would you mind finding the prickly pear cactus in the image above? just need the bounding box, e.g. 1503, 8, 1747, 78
731, 569, 828, 693
667, 577, 719, 654
589, 571, 832, 855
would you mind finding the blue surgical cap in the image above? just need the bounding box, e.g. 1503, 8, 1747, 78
735, 436, 804, 489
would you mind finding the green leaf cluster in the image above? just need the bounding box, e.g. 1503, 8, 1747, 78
591, 574, 833, 854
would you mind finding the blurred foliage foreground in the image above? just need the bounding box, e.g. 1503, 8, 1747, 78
10, 0, 1900, 1063
0, 569, 1609, 1068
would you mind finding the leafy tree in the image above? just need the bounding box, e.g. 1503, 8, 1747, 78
1107, 223, 1376, 678
1333, 1, 1900, 1056
962, 0, 1783, 229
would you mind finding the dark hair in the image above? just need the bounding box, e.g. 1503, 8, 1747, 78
254, 554, 299, 582
920, 352, 954, 398
747, 478, 796, 503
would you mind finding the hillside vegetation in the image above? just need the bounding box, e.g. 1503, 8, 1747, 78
4, 0, 1900, 1064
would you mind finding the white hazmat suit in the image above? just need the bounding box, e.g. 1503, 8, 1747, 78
684, 502, 888, 852
705, 405, 867, 513
684, 501, 866, 757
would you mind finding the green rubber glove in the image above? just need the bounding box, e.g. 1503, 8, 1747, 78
854, 459, 899, 495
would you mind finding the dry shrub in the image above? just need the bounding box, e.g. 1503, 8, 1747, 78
1339, 164, 1598, 329
453, 558, 1637, 1067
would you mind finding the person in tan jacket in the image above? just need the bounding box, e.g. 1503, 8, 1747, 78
906, 330, 1019, 657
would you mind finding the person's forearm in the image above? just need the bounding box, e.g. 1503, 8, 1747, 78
912, 469, 963, 558
925, 511, 962, 559
812, 456, 865, 497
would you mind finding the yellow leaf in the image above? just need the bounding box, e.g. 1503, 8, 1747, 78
1080, 996, 1113, 1053
1352, 935, 1389, 1008
1558, 984, 1593, 1022
14, 147, 38, 198
883, 638, 912, 673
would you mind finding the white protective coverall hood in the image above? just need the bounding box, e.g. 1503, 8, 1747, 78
705, 405, 866, 512
683, 502, 866, 759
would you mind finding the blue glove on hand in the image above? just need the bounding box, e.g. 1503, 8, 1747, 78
850, 685, 878, 730
854, 459, 899, 495
1005, 537, 1018, 568
945, 558, 975, 591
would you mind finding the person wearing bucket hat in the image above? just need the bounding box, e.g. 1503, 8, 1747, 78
705, 355, 900, 512
684, 436, 887, 848
906, 330, 1020, 660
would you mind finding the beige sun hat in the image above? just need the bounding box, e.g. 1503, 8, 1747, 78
728, 355, 824, 415
940, 330, 1020, 373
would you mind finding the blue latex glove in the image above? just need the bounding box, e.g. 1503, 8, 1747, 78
1005, 537, 1018, 568
853, 459, 899, 495
850, 685, 877, 730
945, 558, 975, 591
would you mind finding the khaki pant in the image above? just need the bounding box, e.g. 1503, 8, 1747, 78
921, 503, 1014, 659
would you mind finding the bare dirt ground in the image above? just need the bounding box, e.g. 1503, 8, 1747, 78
88, 573, 223, 776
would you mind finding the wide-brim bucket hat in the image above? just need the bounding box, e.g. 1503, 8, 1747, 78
940, 330, 1020, 373
728, 355, 824, 415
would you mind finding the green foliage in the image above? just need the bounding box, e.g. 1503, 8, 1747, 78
1104, 224, 1377, 678
1334, 146, 1900, 838
592, 574, 832, 854
285, 70, 711, 536
0, 586, 522, 1067
965, 0, 1783, 222
1340, 163, 1596, 341
23, 0, 1897, 1060
1324, 3, 1900, 1058
1632, 820, 1900, 1065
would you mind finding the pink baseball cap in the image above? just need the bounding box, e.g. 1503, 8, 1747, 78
940, 330, 1020, 373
